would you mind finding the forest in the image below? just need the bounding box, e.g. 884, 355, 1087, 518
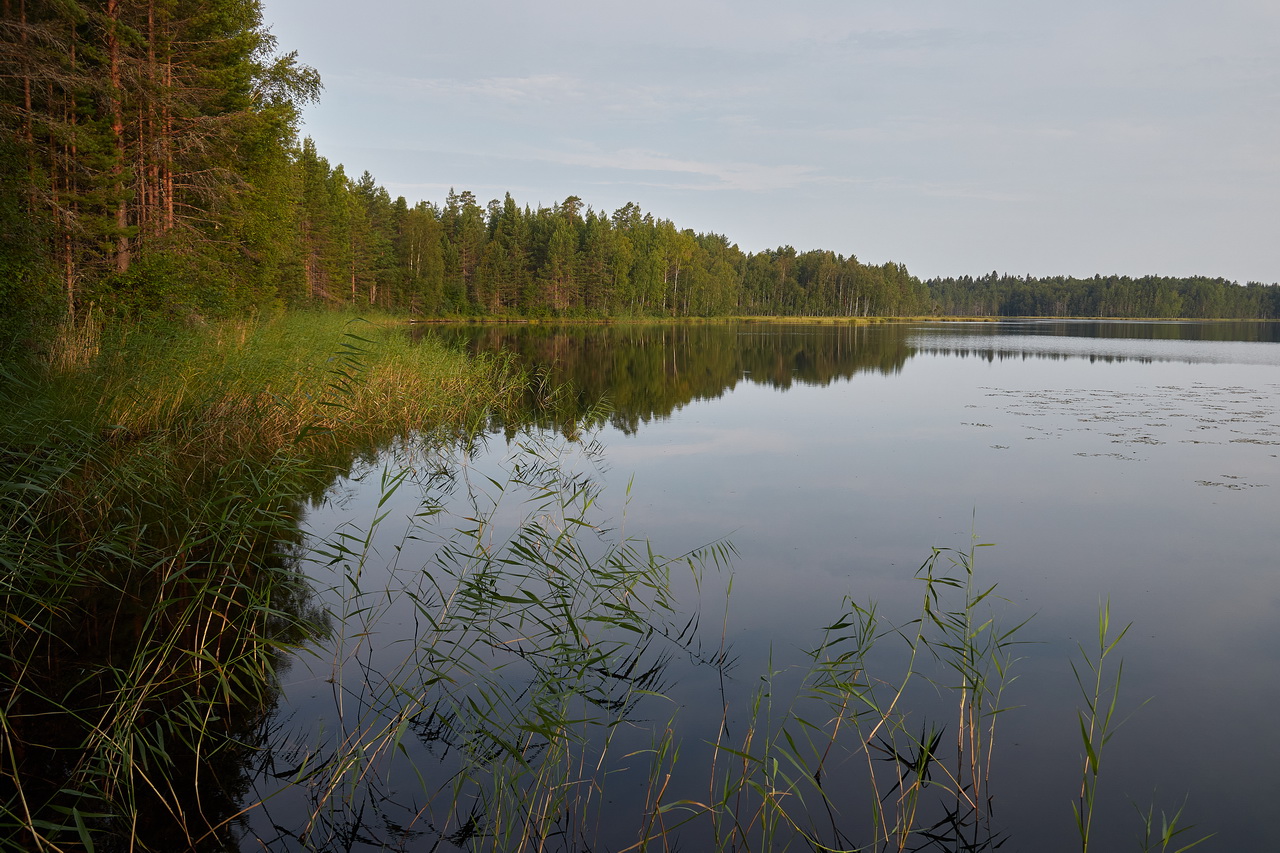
3, 0, 1277, 350
0, 5, 1271, 850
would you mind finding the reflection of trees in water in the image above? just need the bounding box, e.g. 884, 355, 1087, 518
904, 320, 1280, 365
913, 319, 1280, 344
1030, 320, 1280, 341
913, 347, 1163, 364
433, 323, 915, 434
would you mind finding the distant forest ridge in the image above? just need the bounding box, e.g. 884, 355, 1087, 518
2, 1, 1277, 338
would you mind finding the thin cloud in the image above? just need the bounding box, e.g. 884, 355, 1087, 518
526, 146, 820, 192
385, 73, 586, 104
345, 70, 767, 122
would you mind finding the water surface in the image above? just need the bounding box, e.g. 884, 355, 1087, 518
279, 320, 1279, 851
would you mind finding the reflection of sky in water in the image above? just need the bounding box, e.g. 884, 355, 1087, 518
285, 327, 1280, 852
908, 329, 1280, 366
577, 348, 1280, 851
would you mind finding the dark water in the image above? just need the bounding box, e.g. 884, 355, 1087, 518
266, 320, 1279, 851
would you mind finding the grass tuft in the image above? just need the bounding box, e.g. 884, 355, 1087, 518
0, 310, 527, 849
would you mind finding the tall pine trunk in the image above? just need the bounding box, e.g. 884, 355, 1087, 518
106, 0, 130, 274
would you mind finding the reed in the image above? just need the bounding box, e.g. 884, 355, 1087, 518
1072, 604, 1211, 853
1, 311, 1209, 851
631, 542, 1027, 852
290, 459, 1208, 852
0, 311, 527, 849
1135, 798, 1214, 853
32, 311, 522, 458
261, 429, 736, 851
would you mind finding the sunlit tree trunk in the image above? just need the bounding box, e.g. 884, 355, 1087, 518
106, 0, 130, 273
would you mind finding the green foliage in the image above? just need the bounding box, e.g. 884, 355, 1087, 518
8, 4, 1267, 328
98, 154, 1270, 321
0, 0, 320, 325
1, 317, 1214, 849
287, 431, 737, 850
0, 138, 59, 353
926, 271, 1279, 319
0, 310, 527, 849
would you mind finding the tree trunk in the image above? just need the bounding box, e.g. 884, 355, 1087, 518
106, 0, 130, 273
163, 51, 174, 231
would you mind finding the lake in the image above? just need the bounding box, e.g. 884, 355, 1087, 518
260, 320, 1279, 852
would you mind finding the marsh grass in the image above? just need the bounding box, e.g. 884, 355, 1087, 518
0, 399, 320, 849
248, 430, 736, 851
621, 543, 1029, 852
0, 311, 526, 850
2, 311, 1210, 851
288, 453, 1207, 853
32, 311, 523, 458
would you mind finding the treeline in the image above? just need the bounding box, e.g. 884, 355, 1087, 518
0, 0, 928, 331
0, 1, 935, 330
3, 2, 1277, 342
289, 155, 930, 318
0, 0, 320, 334
925, 272, 1280, 319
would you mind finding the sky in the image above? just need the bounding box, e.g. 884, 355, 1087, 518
261, 0, 1280, 283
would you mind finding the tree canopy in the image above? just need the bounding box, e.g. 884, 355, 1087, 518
3, 1, 1276, 341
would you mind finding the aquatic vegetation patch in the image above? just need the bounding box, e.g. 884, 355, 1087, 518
0, 316, 1220, 851
0, 312, 526, 849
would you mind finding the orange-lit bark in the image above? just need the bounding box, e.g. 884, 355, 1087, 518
106, 0, 130, 273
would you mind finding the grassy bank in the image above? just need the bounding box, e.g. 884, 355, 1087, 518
1, 312, 1211, 851
27, 310, 524, 457
0, 310, 527, 849
412, 315, 908, 326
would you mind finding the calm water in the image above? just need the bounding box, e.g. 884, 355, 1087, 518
268, 321, 1280, 851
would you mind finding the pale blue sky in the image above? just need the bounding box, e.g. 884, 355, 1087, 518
262, 0, 1279, 283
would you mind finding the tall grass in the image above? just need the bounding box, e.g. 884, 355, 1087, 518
625, 542, 1028, 852
269, 448, 1209, 852
1, 311, 1209, 851
257, 431, 735, 851
29, 311, 523, 458
0, 311, 527, 850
